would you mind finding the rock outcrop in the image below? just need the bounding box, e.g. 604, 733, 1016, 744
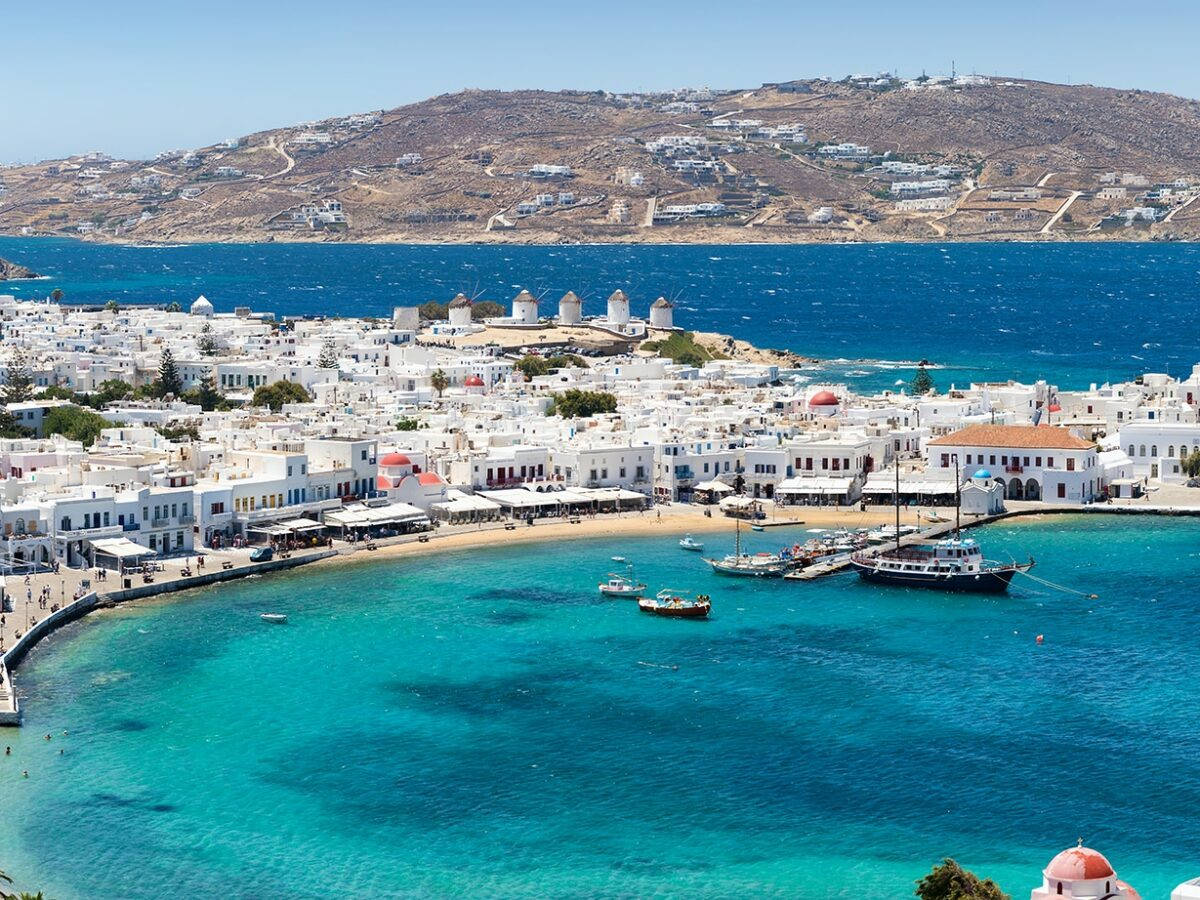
0, 258, 40, 280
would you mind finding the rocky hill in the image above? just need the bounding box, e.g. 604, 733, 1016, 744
4, 75, 1200, 245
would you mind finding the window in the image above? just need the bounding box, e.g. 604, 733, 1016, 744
1057, 483, 1065, 499
103, 512, 110, 526
1066, 458, 1075, 472
361, 450, 368, 461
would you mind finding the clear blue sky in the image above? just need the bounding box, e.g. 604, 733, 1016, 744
4, 0, 1199, 162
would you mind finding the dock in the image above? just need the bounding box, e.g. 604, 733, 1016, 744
783, 513, 1009, 580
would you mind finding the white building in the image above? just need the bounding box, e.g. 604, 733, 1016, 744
1031, 844, 1138, 899
927, 424, 1101, 502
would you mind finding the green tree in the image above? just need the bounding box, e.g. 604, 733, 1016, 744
196, 322, 217, 356
911, 363, 936, 395
2, 348, 34, 404
182, 372, 223, 411
419, 301, 448, 320
549, 389, 618, 418
0, 408, 31, 439
915, 859, 1008, 900
471, 300, 505, 320
251, 379, 312, 411
49, 288, 63, 304
90, 379, 134, 407
158, 348, 182, 397
104, 299, 120, 313
515, 354, 550, 379
544, 353, 586, 370
43, 405, 113, 446
396, 416, 420, 431
317, 339, 339, 368
1183, 449, 1200, 479
430, 368, 449, 398
166, 301, 182, 312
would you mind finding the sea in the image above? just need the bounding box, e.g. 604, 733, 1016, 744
1, 237, 1199, 392
1, 515, 1198, 898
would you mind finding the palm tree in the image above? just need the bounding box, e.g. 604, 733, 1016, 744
49, 288, 63, 304
430, 368, 448, 398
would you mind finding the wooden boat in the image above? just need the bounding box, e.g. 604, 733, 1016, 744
704, 516, 788, 577
638, 590, 711, 618
678, 534, 704, 552
260, 613, 288, 624
852, 460, 1032, 593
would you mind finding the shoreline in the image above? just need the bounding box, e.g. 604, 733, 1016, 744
4, 500, 1200, 725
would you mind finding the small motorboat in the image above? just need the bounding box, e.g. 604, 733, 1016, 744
639, 590, 711, 619
260, 613, 288, 624
678, 534, 704, 552
750, 524, 765, 532
598, 566, 646, 598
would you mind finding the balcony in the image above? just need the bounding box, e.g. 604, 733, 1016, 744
178, 514, 196, 525
1004, 465, 1024, 474
122, 521, 141, 532
57, 525, 123, 541
152, 518, 169, 529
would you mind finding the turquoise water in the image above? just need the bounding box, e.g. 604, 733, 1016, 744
2, 237, 1200, 390
1, 515, 1198, 898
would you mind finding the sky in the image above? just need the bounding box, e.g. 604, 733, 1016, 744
4, 0, 1200, 162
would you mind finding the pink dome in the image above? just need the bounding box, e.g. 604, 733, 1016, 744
379, 452, 412, 467
809, 390, 839, 407
1044, 847, 1115, 881
376, 474, 393, 491
464, 375, 485, 387
417, 472, 444, 486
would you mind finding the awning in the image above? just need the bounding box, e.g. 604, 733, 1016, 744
693, 480, 734, 493
776, 476, 855, 495
325, 503, 428, 527
863, 472, 958, 495
478, 489, 565, 509
89, 537, 157, 558
278, 517, 324, 532
430, 495, 502, 514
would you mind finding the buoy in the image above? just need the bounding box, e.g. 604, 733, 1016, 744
1088, 593, 1099, 600
1036, 634, 1044, 644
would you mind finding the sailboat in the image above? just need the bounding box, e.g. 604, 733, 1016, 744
703, 514, 788, 577
849, 459, 1033, 593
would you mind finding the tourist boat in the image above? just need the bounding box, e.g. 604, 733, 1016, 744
260, 613, 288, 624
851, 462, 1033, 593
704, 517, 789, 577
678, 534, 704, 552
638, 590, 711, 618
598, 565, 647, 598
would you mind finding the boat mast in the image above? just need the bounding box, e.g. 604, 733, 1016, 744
954, 454, 961, 539
735, 514, 742, 558
894, 460, 901, 553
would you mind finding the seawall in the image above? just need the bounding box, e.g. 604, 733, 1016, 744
0, 549, 336, 726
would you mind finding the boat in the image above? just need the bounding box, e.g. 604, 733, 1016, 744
678, 534, 704, 552
850, 460, 1033, 593
704, 516, 789, 577
638, 589, 711, 618
750, 523, 765, 532
260, 613, 288, 624
919, 510, 952, 524
598, 564, 647, 598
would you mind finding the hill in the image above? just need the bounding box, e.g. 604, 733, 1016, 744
4, 75, 1200, 245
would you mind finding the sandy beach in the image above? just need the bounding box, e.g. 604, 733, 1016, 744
313, 502, 927, 569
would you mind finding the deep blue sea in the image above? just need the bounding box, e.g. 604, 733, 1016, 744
1, 237, 1199, 391
1, 515, 1198, 898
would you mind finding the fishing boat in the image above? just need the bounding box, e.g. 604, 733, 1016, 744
678, 534, 704, 552
638, 590, 711, 619
704, 516, 789, 577
260, 613, 288, 624
851, 461, 1032, 593
598, 564, 647, 598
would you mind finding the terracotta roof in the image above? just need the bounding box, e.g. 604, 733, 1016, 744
1043, 846, 1115, 880
928, 424, 1093, 450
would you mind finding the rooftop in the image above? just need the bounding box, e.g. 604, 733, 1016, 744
928, 424, 1094, 450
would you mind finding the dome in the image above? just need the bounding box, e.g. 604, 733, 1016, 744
190, 295, 214, 316
379, 452, 412, 467
809, 390, 839, 407
376, 474, 394, 491
464, 375, 485, 387
973, 468, 992, 479
417, 472, 444, 486
1044, 846, 1115, 881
